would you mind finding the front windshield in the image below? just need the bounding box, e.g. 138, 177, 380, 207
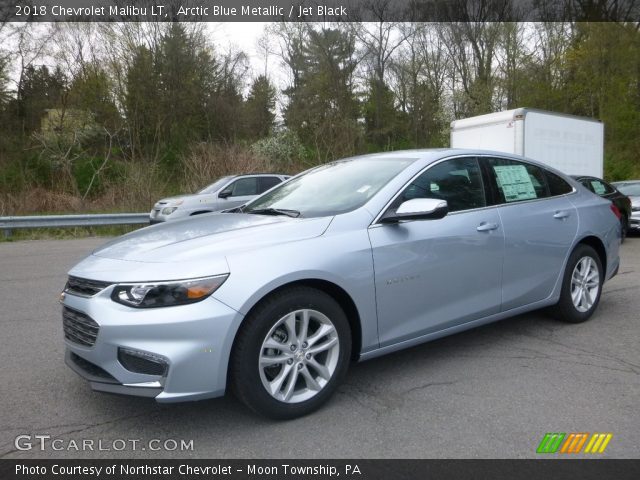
244, 157, 416, 217
198, 176, 233, 194
616, 183, 640, 196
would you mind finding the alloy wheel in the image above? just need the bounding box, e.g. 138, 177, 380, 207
258, 309, 340, 403
570, 256, 600, 313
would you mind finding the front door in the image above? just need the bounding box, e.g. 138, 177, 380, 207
368, 157, 504, 347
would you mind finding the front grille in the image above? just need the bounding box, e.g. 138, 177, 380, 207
65, 276, 111, 297
118, 348, 168, 376
63, 306, 99, 347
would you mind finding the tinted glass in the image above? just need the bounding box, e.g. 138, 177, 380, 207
579, 179, 595, 193
230, 177, 258, 196
394, 157, 486, 212
245, 158, 416, 217
589, 179, 615, 196
488, 158, 548, 203
546, 171, 573, 196
259, 176, 282, 193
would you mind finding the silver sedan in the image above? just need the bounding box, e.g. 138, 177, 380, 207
62, 150, 621, 419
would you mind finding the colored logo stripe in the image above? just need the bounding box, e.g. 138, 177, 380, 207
560, 433, 589, 453
585, 433, 613, 453
537, 433, 566, 453
537, 433, 612, 454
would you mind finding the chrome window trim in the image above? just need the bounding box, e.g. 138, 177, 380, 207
370, 153, 577, 226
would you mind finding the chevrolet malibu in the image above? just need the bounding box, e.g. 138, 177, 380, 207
62, 150, 621, 419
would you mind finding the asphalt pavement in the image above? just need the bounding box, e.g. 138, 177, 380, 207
0, 236, 638, 458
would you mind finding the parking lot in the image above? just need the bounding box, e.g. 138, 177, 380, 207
0, 236, 638, 459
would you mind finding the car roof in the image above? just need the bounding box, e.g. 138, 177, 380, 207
230, 173, 289, 178
341, 148, 572, 173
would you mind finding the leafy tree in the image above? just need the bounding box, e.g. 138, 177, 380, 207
283, 26, 362, 160
244, 75, 277, 139
15, 65, 67, 135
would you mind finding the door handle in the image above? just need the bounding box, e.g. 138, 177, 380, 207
477, 222, 499, 232
554, 210, 570, 219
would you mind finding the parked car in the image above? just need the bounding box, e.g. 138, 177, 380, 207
150, 174, 290, 223
63, 150, 620, 419
572, 176, 632, 240
612, 180, 640, 235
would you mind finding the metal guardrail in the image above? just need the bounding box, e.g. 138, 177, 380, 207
0, 213, 149, 237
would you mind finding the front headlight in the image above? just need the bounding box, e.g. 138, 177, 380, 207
162, 207, 178, 215
111, 275, 228, 308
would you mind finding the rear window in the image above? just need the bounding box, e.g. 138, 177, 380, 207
488, 158, 548, 203
259, 176, 282, 193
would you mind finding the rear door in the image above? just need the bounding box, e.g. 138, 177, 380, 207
485, 157, 578, 311
369, 156, 504, 346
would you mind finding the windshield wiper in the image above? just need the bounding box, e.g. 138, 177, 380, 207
246, 208, 301, 218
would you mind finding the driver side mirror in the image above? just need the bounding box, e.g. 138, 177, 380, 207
380, 198, 448, 224
218, 189, 232, 199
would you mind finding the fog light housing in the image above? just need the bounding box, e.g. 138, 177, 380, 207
118, 348, 168, 376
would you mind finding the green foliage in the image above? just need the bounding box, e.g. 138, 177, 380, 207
283, 26, 362, 160
244, 75, 277, 138
14, 65, 67, 135
1, 22, 640, 215
250, 130, 307, 170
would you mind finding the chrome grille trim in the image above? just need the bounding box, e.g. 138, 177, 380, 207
65, 276, 111, 297
62, 306, 99, 347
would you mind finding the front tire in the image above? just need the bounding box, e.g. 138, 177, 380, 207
230, 287, 351, 419
550, 244, 603, 323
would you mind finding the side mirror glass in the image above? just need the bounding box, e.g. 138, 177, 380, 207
380, 198, 448, 224
218, 189, 232, 199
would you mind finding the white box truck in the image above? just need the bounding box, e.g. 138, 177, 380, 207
450, 108, 604, 177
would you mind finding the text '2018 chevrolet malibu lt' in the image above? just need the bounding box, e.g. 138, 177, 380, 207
62, 150, 621, 419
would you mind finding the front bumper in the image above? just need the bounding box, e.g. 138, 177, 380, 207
149, 208, 167, 224
629, 211, 640, 231
62, 286, 243, 402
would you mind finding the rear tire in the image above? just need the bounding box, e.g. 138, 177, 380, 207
230, 287, 351, 419
550, 244, 603, 323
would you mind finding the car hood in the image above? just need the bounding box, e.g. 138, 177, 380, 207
92, 213, 332, 263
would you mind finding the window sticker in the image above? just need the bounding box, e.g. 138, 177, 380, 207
590, 180, 606, 195
494, 165, 537, 202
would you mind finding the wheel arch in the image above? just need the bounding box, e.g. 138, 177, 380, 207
575, 235, 607, 274
230, 278, 363, 363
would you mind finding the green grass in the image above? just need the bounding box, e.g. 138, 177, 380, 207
1, 224, 142, 242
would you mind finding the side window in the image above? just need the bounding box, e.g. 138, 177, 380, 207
590, 179, 614, 196
258, 176, 282, 193
394, 157, 486, 213
546, 171, 574, 196
579, 178, 595, 193
488, 158, 549, 204
229, 178, 258, 197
